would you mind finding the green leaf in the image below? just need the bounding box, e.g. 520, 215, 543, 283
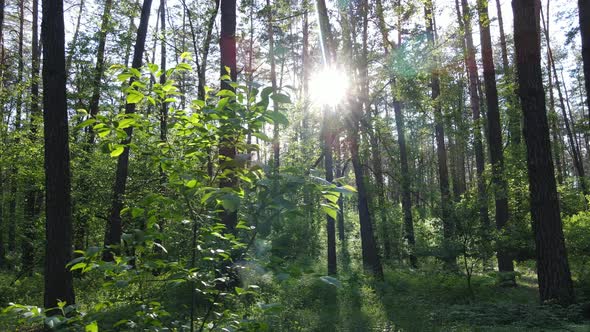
110, 145, 125, 157
267, 111, 289, 126
126, 90, 144, 104
76, 118, 96, 129
176, 63, 192, 71
186, 179, 197, 188
117, 118, 135, 129
180, 52, 192, 60
271, 93, 291, 104
147, 63, 159, 74
217, 89, 236, 98
321, 205, 337, 220
117, 73, 133, 82
85, 321, 98, 332
252, 132, 272, 142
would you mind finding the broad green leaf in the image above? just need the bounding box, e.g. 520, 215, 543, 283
267, 111, 289, 126
186, 179, 197, 188
110, 145, 125, 157
85, 321, 98, 332
117, 118, 135, 129
271, 92, 291, 104
126, 90, 144, 104
321, 205, 337, 220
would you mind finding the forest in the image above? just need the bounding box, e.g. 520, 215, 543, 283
0, 0, 589, 330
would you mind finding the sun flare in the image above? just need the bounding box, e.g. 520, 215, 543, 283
309, 66, 349, 107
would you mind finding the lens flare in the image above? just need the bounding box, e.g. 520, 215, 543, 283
310, 66, 349, 107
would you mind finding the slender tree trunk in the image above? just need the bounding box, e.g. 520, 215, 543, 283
579, 0, 590, 116
495, 0, 509, 72
160, 0, 167, 151
219, 0, 238, 230
42, 0, 76, 310
541, 6, 587, 194
65, 0, 85, 74
477, 0, 515, 283
87, 0, 113, 144
199, 0, 220, 100
22, 0, 41, 275
461, 0, 489, 229
512, 0, 575, 305
315, 0, 337, 275
103, 0, 153, 261
376, 0, 416, 267
267, 0, 280, 171
426, 0, 455, 267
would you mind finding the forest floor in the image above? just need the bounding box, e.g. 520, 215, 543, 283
0, 262, 589, 331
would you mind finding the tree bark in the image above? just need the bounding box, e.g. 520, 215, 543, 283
42, 0, 76, 310
104, 0, 153, 261
579, 0, 590, 117
376, 0, 416, 267
477, 0, 515, 282
87, 0, 113, 144
22, 0, 41, 275
541, 5, 587, 195
460, 0, 489, 229
426, 0, 455, 267
495, 0, 509, 73
512, 0, 575, 305
219, 0, 238, 230
315, 0, 337, 275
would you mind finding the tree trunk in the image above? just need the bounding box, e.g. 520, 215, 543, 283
22, 0, 41, 275
267, 0, 280, 171
376, 0, 416, 267
104, 0, 153, 261
495, 0, 510, 73
65, 0, 85, 74
426, 0, 455, 267
315, 0, 337, 275
512, 0, 575, 305
477, 0, 515, 283
579, 0, 590, 116
460, 0, 489, 229
160, 0, 167, 170
87, 0, 113, 144
42, 0, 76, 310
219, 0, 238, 230
541, 5, 587, 195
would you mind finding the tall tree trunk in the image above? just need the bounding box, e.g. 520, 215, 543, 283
579, 0, 590, 116
219, 0, 238, 230
546, 33, 564, 184
103, 0, 153, 261
42, 0, 76, 310
65, 0, 85, 74
87, 0, 113, 144
460, 0, 489, 229
315, 0, 337, 275
477, 0, 515, 283
495, 0, 509, 73
512, 0, 575, 305
160, 0, 167, 171
426, 0, 455, 267
199, 0, 220, 101
340, 1, 383, 278
22, 0, 41, 275
541, 5, 587, 195
376, 0, 416, 267
267, 0, 280, 171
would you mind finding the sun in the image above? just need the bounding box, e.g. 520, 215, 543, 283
309, 66, 349, 107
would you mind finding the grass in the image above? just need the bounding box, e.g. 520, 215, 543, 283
1, 262, 589, 331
